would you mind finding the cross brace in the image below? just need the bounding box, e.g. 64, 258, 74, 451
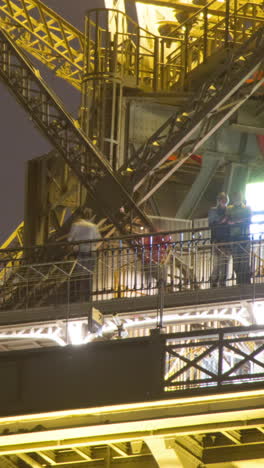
124, 26, 264, 206
0, 28, 154, 235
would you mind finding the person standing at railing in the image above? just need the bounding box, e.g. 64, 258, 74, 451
227, 192, 251, 285
208, 192, 230, 287
68, 210, 101, 302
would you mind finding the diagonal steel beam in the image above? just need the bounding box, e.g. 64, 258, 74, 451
0, 0, 85, 89
123, 27, 264, 207
0, 27, 154, 235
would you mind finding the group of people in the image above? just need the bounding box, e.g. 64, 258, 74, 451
66, 191, 251, 303
208, 191, 252, 287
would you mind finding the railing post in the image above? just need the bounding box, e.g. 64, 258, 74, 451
203, 6, 208, 63
225, 0, 230, 48
153, 36, 159, 92
233, 0, 238, 43
117, 239, 122, 298
135, 27, 140, 87
218, 331, 224, 387
157, 263, 166, 330
183, 26, 189, 89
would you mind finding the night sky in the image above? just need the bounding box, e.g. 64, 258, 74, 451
0, 0, 105, 243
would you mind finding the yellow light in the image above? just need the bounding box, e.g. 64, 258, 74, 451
1, 388, 264, 425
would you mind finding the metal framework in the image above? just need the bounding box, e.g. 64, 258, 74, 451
0, 299, 254, 352
1, 3, 264, 240
1, 19, 264, 241
0, 27, 154, 236
0, 0, 85, 89
2, 330, 264, 466
122, 25, 264, 206
164, 325, 264, 393
0, 227, 264, 310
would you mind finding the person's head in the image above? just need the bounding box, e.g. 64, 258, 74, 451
232, 191, 243, 206
83, 207, 93, 220
75, 207, 93, 222
217, 192, 229, 208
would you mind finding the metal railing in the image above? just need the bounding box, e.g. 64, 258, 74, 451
83, 8, 179, 92
81, 8, 180, 164
0, 226, 264, 310
164, 0, 264, 88
83, 3, 264, 95
164, 324, 264, 393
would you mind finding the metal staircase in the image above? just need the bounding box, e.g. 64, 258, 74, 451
0, 27, 154, 237
122, 24, 264, 207
1, 3, 264, 308
163, 0, 264, 89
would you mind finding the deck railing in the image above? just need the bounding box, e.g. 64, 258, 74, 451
163, 324, 264, 393
0, 225, 263, 310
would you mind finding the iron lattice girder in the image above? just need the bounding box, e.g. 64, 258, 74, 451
126, 26, 264, 206
2, 335, 264, 465
0, 0, 85, 89
0, 28, 154, 234
164, 325, 264, 392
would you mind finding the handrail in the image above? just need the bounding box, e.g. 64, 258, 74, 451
0, 221, 263, 256
87, 8, 157, 40
168, 0, 222, 38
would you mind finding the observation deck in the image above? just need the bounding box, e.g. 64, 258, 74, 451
0, 226, 263, 350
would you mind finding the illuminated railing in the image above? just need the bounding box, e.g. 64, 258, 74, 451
0, 225, 264, 310
165, 1, 264, 87
164, 324, 264, 393
82, 3, 264, 94
82, 8, 182, 97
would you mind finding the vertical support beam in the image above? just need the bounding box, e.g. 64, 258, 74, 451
145, 437, 184, 468
24, 158, 49, 247
17, 454, 43, 468
176, 154, 222, 219
223, 162, 250, 201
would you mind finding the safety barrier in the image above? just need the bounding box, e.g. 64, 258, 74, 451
0, 226, 263, 310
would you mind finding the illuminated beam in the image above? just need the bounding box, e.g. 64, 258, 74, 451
173, 439, 202, 468
134, 0, 227, 16
1, 405, 264, 456
72, 447, 92, 461
232, 462, 264, 468
38, 451, 56, 465
222, 430, 241, 445
204, 443, 264, 464
109, 443, 129, 457
1, 456, 19, 468
17, 453, 43, 468
146, 437, 184, 467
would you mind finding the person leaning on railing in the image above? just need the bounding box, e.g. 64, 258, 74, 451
68, 209, 101, 302
208, 192, 230, 288
226, 192, 252, 285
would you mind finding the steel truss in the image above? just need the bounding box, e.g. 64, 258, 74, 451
124, 26, 264, 206
2, 329, 264, 467
0, 0, 85, 89
0, 299, 254, 351
0, 28, 154, 236
1, 23, 264, 234
164, 324, 264, 392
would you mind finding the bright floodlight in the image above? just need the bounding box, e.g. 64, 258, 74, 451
246, 182, 264, 212
246, 182, 264, 237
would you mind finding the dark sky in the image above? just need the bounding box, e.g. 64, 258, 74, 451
0, 0, 105, 243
